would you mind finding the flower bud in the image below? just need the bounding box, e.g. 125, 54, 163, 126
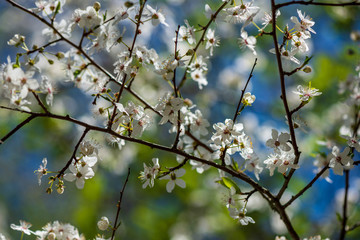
46, 187, 53, 194
57, 185, 64, 194
97, 216, 110, 231
184, 98, 193, 107
185, 49, 195, 56
47, 232, 56, 240
56, 52, 65, 59
93, 2, 101, 11
124, 1, 134, 8
303, 66, 312, 73
350, 31, 360, 42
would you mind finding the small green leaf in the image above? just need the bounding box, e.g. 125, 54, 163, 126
336, 212, 342, 223
55, 1, 61, 15
222, 177, 241, 194
303, 56, 313, 66
73, 69, 82, 78
215, 179, 228, 189
103, 10, 107, 22
231, 158, 239, 171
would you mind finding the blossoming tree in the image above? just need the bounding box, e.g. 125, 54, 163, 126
0, 0, 360, 239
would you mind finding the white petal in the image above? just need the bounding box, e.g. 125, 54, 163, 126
76, 178, 85, 189
175, 179, 186, 189
64, 173, 76, 182
166, 181, 175, 193
176, 168, 186, 177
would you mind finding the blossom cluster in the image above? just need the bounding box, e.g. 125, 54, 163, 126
4, 217, 112, 240
1, 0, 359, 239
264, 129, 299, 176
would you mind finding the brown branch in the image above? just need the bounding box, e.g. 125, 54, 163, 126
172, 25, 182, 149
0, 105, 299, 240
0, 106, 275, 202
27, 38, 62, 55
158, 158, 188, 178
244, 189, 257, 202
347, 221, 360, 232
340, 106, 360, 239
284, 57, 312, 76
111, 168, 131, 240
290, 101, 306, 115
4, 0, 213, 156
31, 91, 49, 113
339, 170, 350, 240
283, 165, 329, 208
270, 0, 301, 202
276, 0, 360, 9
55, 128, 90, 179
0, 114, 37, 144
232, 58, 257, 123
108, 0, 147, 129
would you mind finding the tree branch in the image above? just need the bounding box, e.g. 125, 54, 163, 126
4, 0, 212, 157
339, 170, 350, 240
177, 1, 229, 90
233, 58, 257, 123
0, 114, 37, 144
111, 168, 131, 240
271, 0, 301, 202
276, 1, 360, 9
347, 221, 360, 232
283, 165, 329, 208
55, 128, 90, 179
108, 0, 147, 129
31, 91, 49, 114
0, 105, 276, 205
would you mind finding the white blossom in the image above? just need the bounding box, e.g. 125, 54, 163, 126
97, 216, 110, 231
162, 168, 186, 193
228, 207, 255, 225
293, 85, 322, 102
238, 31, 257, 56
10, 221, 33, 235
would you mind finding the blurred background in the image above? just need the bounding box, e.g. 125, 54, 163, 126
0, 0, 360, 239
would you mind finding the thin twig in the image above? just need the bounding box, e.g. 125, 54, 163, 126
55, 128, 90, 179
347, 221, 360, 232
284, 57, 312, 76
270, 0, 301, 202
27, 39, 62, 55
172, 25, 182, 149
158, 159, 188, 178
340, 105, 360, 239
31, 91, 49, 113
339, 170, 350, 240
0, 115, 37, 144
276, 0, 360, 9
0, 106, 297, 240
177, 0, 229, 90
290, 101, 306, 115
108, 0, 147, 129
270, 1, 300, 238
283, 165, 329, 208
0, 105, 276, 203
4, 0, 212, 156
111, 168, 131, 240
232, 58, 257, 123
244, 189, 257, 202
